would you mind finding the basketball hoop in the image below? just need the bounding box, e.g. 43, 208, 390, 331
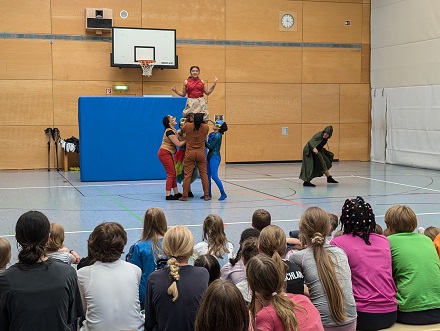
139, 60, 156, 77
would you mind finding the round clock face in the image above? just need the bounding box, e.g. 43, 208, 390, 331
281, 14, 294, 29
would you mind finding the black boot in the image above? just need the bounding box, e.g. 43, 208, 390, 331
327, 176, 338, 184
166, 195, 179, 200
303, 181, 316, 187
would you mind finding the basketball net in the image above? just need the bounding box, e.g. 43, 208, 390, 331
139, 60, 156, 77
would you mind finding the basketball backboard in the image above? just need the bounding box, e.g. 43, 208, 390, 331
111, 27, 177, 69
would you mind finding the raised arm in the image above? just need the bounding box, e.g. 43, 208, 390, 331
171, 80, 187, 97
168, 133, 186, 148
204, 76, 218, 95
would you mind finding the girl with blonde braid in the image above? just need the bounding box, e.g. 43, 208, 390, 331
289, 207, 357, 331
247, 255, 323, 331
144, 226, 209, 331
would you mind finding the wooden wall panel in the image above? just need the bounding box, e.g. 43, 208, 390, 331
226, 47, 302, 83
339, 123, 369, 160
361, 44, 370, 83
226, 83, 301, 125
362, 3, 371, 44
226, 124, 302, 162
144, 0, 225, 39
304, 0, 363, 3
340, 84, 370, 123
303, 2, 363, 43
53, 81, 143, 126
0, 80, 53, 125
52, 41, 141, 81
0, 40, 52, 80
51, 0, 142, 34
0, 0, 51, 33
226, 0, 302, 42
302, 84, 339, 124
148, 45, 226, 84
303, 48, 361, 83
301, 124, 340, 159
0, 126, 51, 170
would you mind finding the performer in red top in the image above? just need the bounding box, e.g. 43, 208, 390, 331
171, 66, 218, 122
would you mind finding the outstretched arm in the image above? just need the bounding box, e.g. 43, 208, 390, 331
171, 81, 187, 97
204, 76, 218, 95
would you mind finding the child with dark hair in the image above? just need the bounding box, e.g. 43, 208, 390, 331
221, 227, 260, 284
78, 222, 144, 331
385, 205, 440, 325
234, 237, 259, 303
0, 211, 83, 330
193, 214, 234, 268
194, 254, 221, 284
331, 197, 397, 330
252, 209, 271, 231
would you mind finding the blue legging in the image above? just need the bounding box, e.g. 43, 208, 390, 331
207, 155, 225, 195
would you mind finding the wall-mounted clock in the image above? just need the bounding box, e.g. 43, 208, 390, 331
279, 11, 297, 32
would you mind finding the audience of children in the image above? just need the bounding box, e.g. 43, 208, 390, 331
289, 207, 357, 331
45, 222, 80, 265
145, 225, 209, 331
221, 227, 260, 284
193, 214, 234, 267
0, 211, 83, 330
194, 279, 250, 331
0, 237, 11, 273
384, 205, 440, 325
129, 207, 167, 308
194, 254, 221, 284
3, 203, 440, 330
247, 254, 324, 331
330, 197, 398, 331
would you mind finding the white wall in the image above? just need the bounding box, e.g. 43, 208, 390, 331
371, 0, 440, 169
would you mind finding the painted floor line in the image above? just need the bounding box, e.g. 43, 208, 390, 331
354, 175, 440, 193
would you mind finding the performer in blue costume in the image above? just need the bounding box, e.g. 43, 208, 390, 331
204, 120, 228, 200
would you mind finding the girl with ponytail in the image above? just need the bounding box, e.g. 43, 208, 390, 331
289, 207, 357, 331
247, 254, 323, 331
258, 225, 305, 294
0, 211, 83, 330
331, 197, 397, 330
145, 225, 209, 331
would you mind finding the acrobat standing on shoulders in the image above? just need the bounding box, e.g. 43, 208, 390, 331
171, 65, 217, 123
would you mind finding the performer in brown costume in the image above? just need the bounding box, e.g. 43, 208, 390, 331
179, 113, 210, 201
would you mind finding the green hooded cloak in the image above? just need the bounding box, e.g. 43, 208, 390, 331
299, 126, 334, 182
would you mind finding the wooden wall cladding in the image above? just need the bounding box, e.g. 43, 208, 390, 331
361, 44, 370, 84
301, 123, 340, 159
143, 0, 225, 39
302, 84, 340, 124
53, 81, 143, 126
225, 124, 302, 162
226, 47, 302, 83
339, 122, 369, 160
226, 83, 302, 125
0, 40, 52, 80
340, 84, 370, 123
0, 0, 51, 33
303, 1, 363, 43
303, 48, 361, 83
0, 80, 53, 126
51, 0, 142, 35
362, 3, 371, 44
52, 41, 141, 81
226, 0, 302, 42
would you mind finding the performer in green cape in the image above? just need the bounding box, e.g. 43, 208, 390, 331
300, 126, 338, 187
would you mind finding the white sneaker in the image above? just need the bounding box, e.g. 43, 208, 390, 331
418, 226, 425, 234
